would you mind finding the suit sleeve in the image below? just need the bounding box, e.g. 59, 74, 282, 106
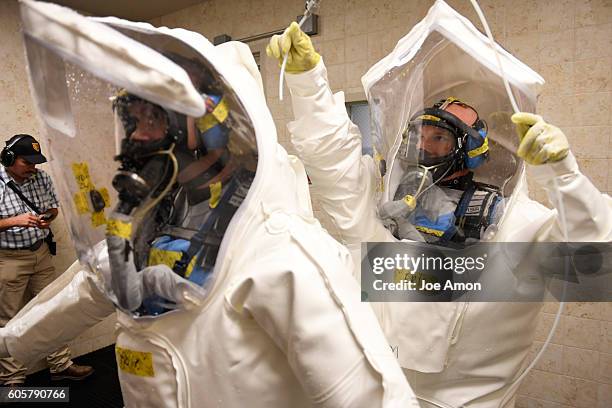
226, 226, 417, 407
285, 61, 393, 245
1, 259, 115, 365
530, 152, 612, 241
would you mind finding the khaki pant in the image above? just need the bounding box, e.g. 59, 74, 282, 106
0, 245, 72, 384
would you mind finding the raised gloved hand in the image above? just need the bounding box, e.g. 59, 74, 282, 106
266, 21, 321, 73
511, 112, 569, 165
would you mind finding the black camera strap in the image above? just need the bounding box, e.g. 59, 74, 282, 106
0, 174, 56, 254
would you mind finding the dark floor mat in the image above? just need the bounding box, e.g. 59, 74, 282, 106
16, 344, 123, 408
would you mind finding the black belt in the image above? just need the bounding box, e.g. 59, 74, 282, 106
1, 239, 44, 251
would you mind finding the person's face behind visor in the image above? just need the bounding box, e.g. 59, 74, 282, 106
127, 100, 169, 143
417, 125, 456, 158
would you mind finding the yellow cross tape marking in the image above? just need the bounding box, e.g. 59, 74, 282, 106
467, 136, 489, 158
91, 211, 107, 227
209, 181, 222, 209
99, 188, 111, 207
71, 162, 110, 227
106, 218, 132, 239
71, 162, 94, 191
73, 191, 90, 214
148, 247, 197, 278
211, 98, 229, 123
415, 225, 445, 237
115, 346, 155, 377
196, 98, 229, 133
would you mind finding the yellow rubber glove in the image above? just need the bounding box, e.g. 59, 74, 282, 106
511, 112, 569, 165
266, 22, 321, 74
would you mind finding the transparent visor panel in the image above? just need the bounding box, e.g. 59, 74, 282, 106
368, 32, 537, 244
25, 37, 258, 317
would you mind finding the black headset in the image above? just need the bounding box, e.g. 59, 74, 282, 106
0, 134, 28, 167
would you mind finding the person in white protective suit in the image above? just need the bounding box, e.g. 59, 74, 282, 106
267, 2, 612, 407
0, 1, 418, 407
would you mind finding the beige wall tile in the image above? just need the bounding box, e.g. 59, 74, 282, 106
345, 33, 368, 63
579, 158, 609, 191
562, 345, 600, 380
538, 0, 575, 33
520, 369, 565, 403
600, 352, 612, 383
344, 4, 368, 35
539, 63, 574, 96
537, 94, 574, 127
539, 30, 575, 65
530, 341, 564, 374
560, 376, 599, 407
327, 63, 347, 90
535, 312, 566, 344
504, 32, 541, 68
345, 60, 370, 89
601, 321, 612, 354
323, 38, 346, 65
505, 0, 539, 36
563, 316, 602, 350
597, 382, 612, 408
574, 58, 612, 93
566, 127, 610, 159
575, 23, 612, 60
573, 92, 610, 126
575, 0, 612, 28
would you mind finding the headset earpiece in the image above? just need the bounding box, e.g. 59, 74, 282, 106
0, 135, 26, 167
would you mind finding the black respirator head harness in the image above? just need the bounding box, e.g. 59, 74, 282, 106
399, 97, 488, 184
111, 91, 184, 215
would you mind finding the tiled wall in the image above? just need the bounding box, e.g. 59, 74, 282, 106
0, 0, 609, 403
0, 0, 116, 373
156, 1, 611, 406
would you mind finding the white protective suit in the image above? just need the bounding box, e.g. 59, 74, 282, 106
283, 2, 612, 408
0, 1, 417, 407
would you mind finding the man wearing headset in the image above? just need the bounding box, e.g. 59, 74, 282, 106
0, 134, 93, 386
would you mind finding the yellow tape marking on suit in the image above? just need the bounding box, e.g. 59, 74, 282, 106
73, 191, 90, 214
71, 162, 110, 227
467, 136, 489, 158
115, 346, 155, 377
148, 247, 197, 278
196, 99, 229, 133
71, 162, 94, 191
91, 211, 107, 227
106, 218, 132, 239
209, 181, 222, 209
99, 188, 111, 207
394, 268, 413, 283
402, 195, 416, 210
211, 98, 229, 123
415, 225, 445, 237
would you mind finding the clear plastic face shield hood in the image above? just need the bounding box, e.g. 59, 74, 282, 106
362, 0, 544, 243
19, 0, 258, 317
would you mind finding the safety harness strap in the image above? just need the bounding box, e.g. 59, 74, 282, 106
173, 170, 253, 277
452, 180, 500, 242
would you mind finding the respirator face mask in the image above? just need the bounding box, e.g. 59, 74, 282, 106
112, 93, 181, 216
396, 121, 461, 200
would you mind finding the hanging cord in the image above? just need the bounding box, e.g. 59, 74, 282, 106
468, 1, 569, 407
132, 145, 180, 221
278, 0, 321, 101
